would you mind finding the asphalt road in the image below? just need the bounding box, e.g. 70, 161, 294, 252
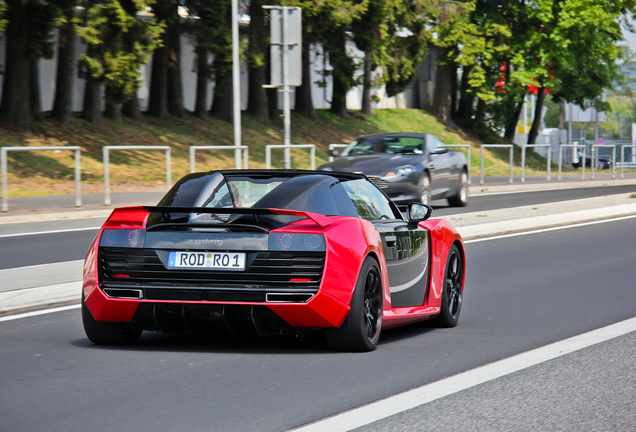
1, 216, 634, 431
1, 184, 634, 270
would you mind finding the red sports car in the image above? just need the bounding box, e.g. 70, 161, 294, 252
82, 170, 465, 351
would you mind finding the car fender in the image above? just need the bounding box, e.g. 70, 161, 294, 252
419, 218, 465, 309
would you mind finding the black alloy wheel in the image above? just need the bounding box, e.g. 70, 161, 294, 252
326, 257, 383, 352
447, 170, 469, 207
433, 244, 464, 327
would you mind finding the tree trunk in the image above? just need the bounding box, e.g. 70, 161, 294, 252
246, 0, 270, 123
52, 12, 76, 125
456, 65, 475, 127
528, 89, 547, 145
194, 51, 209, 120
83, 78, 103, 125
360, 50, 373, 117
211, 74, 233, 123
148, 45, 168, 118
0, 6, 35, 131
166, 20, 184, 117
328, 30, 353, 118
432, 48, 454, 126
30, 58, 43, 122
293, 39, 315, 120
104, 96, 122, 122
503, 98, 524, 142
122, 97, 143, 121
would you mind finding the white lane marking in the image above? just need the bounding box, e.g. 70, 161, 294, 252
0, 226, 101, 238
463, 214, 636, 244
0, 304, 79, 322
288, 317, 636, 432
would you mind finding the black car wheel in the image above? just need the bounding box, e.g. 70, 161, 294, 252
447, 170, 469, 207
82, 295, 142, 345
433, 244, 463, 328
326, 257, 383, 352
418, 173, 432, 206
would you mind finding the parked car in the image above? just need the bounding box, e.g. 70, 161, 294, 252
572, 153, 612, 170
319, 133, 469, 206
81, 170, 465, 352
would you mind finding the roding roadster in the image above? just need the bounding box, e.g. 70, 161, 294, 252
82, 170, 465, 351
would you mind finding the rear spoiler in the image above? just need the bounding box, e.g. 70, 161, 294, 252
142, 206, 332, 228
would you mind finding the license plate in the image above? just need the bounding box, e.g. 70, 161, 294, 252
168, 251, 246, 271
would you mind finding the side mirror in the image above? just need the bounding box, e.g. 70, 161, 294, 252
327, 149, 340, 157
407, 202, 432, 223
432, 147, 449, 155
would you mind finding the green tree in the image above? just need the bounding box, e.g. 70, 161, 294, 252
352, 0, 434, 116
0, 0, 59, 130
283, 0, 368, 118
148, 0, 182, 118
75, 0, 163, 123
52, 0, 79, 126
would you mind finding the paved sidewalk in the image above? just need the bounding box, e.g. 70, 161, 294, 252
1, 174, 635, 314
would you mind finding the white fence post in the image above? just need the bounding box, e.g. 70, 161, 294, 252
189, 145, 250, 173
480, 144, 514, 185
1, 146, 82, 213
558, 144, 586, 181
521, 144, 551, 183
103, 146, 171, 206
265, 144, 316, 169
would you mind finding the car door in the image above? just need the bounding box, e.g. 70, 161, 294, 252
341, 178, 430, 308
426, 134, 452, 197
374, 221, 430, 308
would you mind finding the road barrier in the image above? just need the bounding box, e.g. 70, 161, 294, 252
103, 146, 171, 206
265, 144, 316, 170
521, 144, 551, 183
189, 145, 249, 173
590, 144, 616, 180
481, 144, 514, 185
558, 144, 586, 181
1, 146, 81, 212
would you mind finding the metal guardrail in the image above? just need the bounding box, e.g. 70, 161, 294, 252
480, 144, 514, 185
590, 144, 616, 180
103, 146, 171, 206
265, 144, 316, 170
558, 144, 586, 181
1, 146, 82, 212
189, 145, 249, 173
521, 144, 551, 183
620, 145, 636, 178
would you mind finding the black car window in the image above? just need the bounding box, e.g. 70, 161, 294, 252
341, 179, 400, 221
385, 137, 424, 154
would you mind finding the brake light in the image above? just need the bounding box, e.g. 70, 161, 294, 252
99, 229, 146, 248
269, 233, 325, 251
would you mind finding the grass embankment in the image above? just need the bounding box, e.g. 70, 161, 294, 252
0, 109, 554, 197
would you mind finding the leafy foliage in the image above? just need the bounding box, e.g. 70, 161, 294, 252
74, 0, 164, 105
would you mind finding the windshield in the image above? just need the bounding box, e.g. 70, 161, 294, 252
341, 136, 425, 156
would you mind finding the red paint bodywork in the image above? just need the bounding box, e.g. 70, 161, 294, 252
83, 207, 464, 330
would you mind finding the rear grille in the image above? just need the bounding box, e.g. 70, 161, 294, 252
368, 176, 388, 189
99, 247, 324, 302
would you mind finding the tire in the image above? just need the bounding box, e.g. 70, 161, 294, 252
418, 173, 432, 206
447, 170, 469, 207
433, 244, 464, 328
325, 257, 383, 352
82, 295, 142, 345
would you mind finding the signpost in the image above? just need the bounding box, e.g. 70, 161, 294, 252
264, 6, 302, 169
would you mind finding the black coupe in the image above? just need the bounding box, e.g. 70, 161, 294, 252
319, 133, 469, 207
